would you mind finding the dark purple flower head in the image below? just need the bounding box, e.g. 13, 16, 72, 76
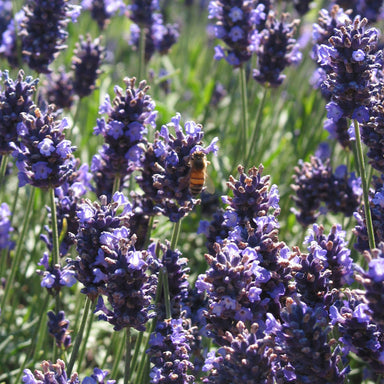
202, 322, 275, 384
208, 0, 266, 67
95, 236, 157, 331
0, 1, 12, 41
136, 113, 218, 222
251, 12, 302, 87
94, 77, 157, 179
81, 0, 126, 29
43, 68, 75, 110
323, 117, 351, 149
317, 14, 382, 122
129, 14, 179, 62
72, 192, 133, 301
330, 289, 384, 373
23, 360, 78, 384
336, 0, 384, 23
47, 310, 71, 350
0, 203, 14, 250
147, 317, 195, 384
19, 0, 81, 73
0, 69, 38, 155
82, 367, 116, 384
276, 298, 349, 383
10, 106, 77, 189
72, 34, 105, 98
0, 9, 25, 68
128, 0, 159, 27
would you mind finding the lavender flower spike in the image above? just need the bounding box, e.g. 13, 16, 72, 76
0, 203, 14, 250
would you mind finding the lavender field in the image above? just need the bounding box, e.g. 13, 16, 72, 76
1, 0, 384, 383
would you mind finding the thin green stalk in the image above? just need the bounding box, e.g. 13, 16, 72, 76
353, 119, 376, 250
111, 330, 126, 378
245, 87, 268, 169
67, 296, 92, 377
162, 267, 171, 319
138, 27, 146, 81
124, 327, 131, 384
170, 219, 182, 251
112, 174, 121, 195
0, 154, 8, 194
235, 66, 249, 167
1, 186, 35, 311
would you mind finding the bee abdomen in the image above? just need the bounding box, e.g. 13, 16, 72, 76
189, 174, 205, 196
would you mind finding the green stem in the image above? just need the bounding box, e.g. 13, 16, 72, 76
170, 219, 182, 251
138, 27, 146, 81
1, 187, 35, 311
245, 87, 268, 169
162, 267, 171, 319
129, 331, 143, 379
353, 119, 376, 250
112, 174, 121, 195
124, 327, 131, 384
0, 154, 8, 194
111, 330, 126, 378
67, 296, 92, 377
235, 66, 249, 167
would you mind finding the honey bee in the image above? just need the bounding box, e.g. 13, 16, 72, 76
189, 151, 209, 196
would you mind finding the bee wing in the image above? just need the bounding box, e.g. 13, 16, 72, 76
205, 174, 215, 194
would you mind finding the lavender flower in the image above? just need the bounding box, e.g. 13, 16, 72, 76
251, 13, 302, 87
72, 35, 105, 98
147, 318, 195, 384
128, 0, 159, 27
10, 106, 77, 189
0, 70, 38, 155
291, 156, 361, 226
336, 0, 384, 23
276, 298, 349, 383
129, 13, 179, 62
0, 9, 25, 68
43, 69, 75, 110
71, 193, 132, 301
202, 322, 275, 383
317, 14, 382, 123
208, 0, 266, 67
330, 289, 384, 374
93, 77, 157, 183
19, 0, 81, 73
81, 0, 126, 29
37, 251, 76, 294
47, 310, 71, 349
323, 117, 351, 149
136, 113, 218, 222
0, 202, 14, 250
0, 1, 12, 40
23, 359, 115, 384
95, 236, 157, 331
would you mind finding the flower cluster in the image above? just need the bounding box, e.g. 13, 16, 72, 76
0, 70, 38, 155
10, 106, 77, 189
92, 77, 157, 196
72, 35, 105, 98
19, 0, 81, 73
294, 224, 354, 309
44, 69, 75, 110
251, 13, 302, 87
0, 202, 14, 250
128, 0, 159, 27
147, 318, 195, 383
316, 14, 382, 123
129, 14, 179, 63
276, 298, 349, 383
202, 322, 275, 383
71, 193, 132, 301
47, 310, 71, 350
81, 0, 126, 29
136, 113, 218, 222
23, 360, 115, 384
330, 290, 384, 374
208, 0, 267, 67
291, 156, 361, 226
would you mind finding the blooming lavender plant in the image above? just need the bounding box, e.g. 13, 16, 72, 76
93, 77, 157, 193
0, 202, 14, 250
251, 12, 302, 87
276, 298, 349, 383
0, 70, 38, 155
10, 106, 77, 189
208, 0, 267, 67
19, 0, 81, 73
136, 113, 218, 222
72, 35, 105, 99
128, 0, 159, 27
43, 69, 75, 110
147, 318, 195, 383
47, 310, 71, 349
81, 0, 126, 29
